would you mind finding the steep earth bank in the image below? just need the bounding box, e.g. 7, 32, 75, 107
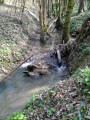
69, 17, 90, 73
0, 4, 40, 81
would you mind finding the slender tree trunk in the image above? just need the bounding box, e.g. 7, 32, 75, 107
51, 0, 55, 17
21, 0, 26, 12
42, 0, 46, 32
0, 0, 4, 4
78, 0, 85, 14
47, 0, 50, 17
58, 0, 61, 20
39, 0, 46, 43
55, 0, 58, 16
61, 0, 67, 18
62, 0, 75, 43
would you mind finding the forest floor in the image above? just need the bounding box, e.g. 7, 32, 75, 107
22, 79, 89, 120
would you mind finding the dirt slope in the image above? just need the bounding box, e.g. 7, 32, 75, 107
69, 18, 90, 72
0, 4, 40, 81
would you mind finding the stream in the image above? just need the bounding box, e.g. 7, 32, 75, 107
0, 54, 69, 120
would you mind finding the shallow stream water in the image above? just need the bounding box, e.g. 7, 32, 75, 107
0, 56, 69, 119
0, 60, 68, 120
0, 49, 69, 120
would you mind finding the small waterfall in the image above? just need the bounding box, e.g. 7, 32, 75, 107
57, 66, 66, 72
20, 60, 35, 68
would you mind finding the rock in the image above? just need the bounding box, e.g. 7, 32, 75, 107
56, 111, 60, 116
69, 92, 77, 98
23, 71, 39, 77
24, 59, 50, 77
52, 116, 56, 120
36, 116, 40, 120
27, 64, 38, 71
36, 69, 49, 75
67, 113, 75, 118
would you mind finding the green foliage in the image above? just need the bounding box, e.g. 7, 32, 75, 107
72, 4, 79, 17
43, 26, 47, 32
47, 107, 56, 116
0, 47, 11, 56
25, 94, 38, 108
81, 66, 90, 85
71, 117, 78, 120
80, 66, 90, 99
70, 21, 77, 32
6, 112, 27, 120
80, 45, 90, 55
85, 111, 90, 119
82, 47, 90, 55
72, 67, 90, 119
70, 11, 90, 32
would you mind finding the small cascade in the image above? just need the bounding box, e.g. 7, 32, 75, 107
56, 48, 62, 66
20, 60, 35, 68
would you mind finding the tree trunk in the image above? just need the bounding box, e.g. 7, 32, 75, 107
39, 0, 47, 43
39, 0, 45, 43
61, 0, 68, 18
0, 0, 4, 4
58, 0, 61, 20
51, 0, 55, 17
78, 0, 85, 14
55, 0, 58, 16
62, 0, 75, 43
47, 0, 50, 17
42, 0, 46, 32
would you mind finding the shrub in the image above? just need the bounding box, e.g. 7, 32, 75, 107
80, 66, 90, 99
6, 112, 27, 120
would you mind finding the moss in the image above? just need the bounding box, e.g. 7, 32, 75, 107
69, 43, 90, 73
62, 0, 75, 42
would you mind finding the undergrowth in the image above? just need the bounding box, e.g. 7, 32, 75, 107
6, 112, 27, 120
70, 11, 90, 32
73, 66, 90, 95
